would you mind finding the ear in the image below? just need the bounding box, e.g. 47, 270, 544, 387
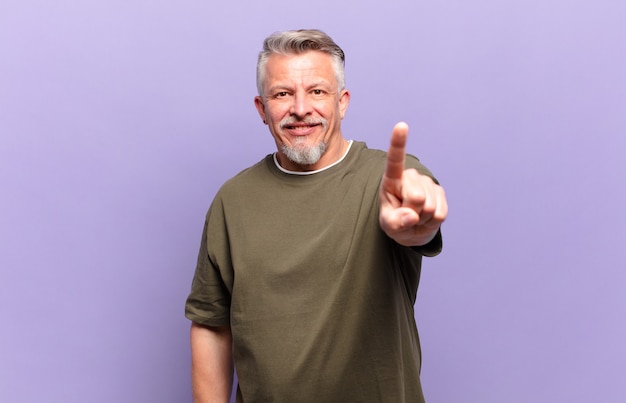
254, 96, 268, 124
338, 89, 350, 120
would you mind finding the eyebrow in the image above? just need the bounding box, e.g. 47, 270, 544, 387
267, 85, 291, 94
306, 79, 333, 88
267, 80, 333, 93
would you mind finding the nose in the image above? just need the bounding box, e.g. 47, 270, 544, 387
289, 91, 313, 118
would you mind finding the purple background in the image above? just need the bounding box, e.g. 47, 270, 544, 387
1, 0, 625, 402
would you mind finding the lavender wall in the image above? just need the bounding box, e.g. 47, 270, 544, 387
1, 0, 624, 402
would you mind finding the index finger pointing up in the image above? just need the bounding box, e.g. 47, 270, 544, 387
384, 122, 409, 181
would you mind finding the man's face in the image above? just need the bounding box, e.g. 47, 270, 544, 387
254, 51, 350, 171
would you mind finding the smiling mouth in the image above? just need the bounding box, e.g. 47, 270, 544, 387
284, 123, 320, 131
280, 118, 326, 134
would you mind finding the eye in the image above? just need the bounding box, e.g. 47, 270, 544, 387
276, 91, 289, 98
312, 89, 325, 95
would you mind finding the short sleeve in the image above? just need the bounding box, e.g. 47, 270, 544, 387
184, 201, 232, 327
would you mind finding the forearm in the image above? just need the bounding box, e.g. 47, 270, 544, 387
190, 322, 234, 403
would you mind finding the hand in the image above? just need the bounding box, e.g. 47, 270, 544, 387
379, 122, 448, 247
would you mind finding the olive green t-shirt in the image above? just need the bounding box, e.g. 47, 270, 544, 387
186, 141, 442, 402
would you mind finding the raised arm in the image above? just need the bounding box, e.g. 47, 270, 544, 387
190, 322, 234, 403
379, 122, 448, 247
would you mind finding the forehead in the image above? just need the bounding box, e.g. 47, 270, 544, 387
264, 51, 336, 85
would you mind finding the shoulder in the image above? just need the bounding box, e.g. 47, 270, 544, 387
205, 155, 273, 219
351, 141, 433, 178
350, 141, 386, 169
217, 155, 273, 195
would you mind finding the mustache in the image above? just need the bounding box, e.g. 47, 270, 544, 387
279, 117, 327, 129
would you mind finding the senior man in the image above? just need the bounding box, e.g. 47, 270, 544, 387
185, 29, 448, 402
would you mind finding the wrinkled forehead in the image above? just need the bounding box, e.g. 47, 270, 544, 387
263, 51, 338, 84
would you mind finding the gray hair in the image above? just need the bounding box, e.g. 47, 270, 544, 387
256, 29, 346, 97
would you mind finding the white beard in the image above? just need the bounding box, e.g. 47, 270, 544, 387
281, 137, 327, 165
279, 117, 329, 165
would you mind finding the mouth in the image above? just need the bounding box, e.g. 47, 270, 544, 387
284, 122, 319, 134
281, 119, 325, 136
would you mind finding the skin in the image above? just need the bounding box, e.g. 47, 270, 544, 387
379, 121, 448, 247
191, 50, 448, 403
190, 323, 233, 402
254, 51, 350, 172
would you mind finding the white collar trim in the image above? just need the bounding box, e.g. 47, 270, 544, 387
273, 141, 354, 176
